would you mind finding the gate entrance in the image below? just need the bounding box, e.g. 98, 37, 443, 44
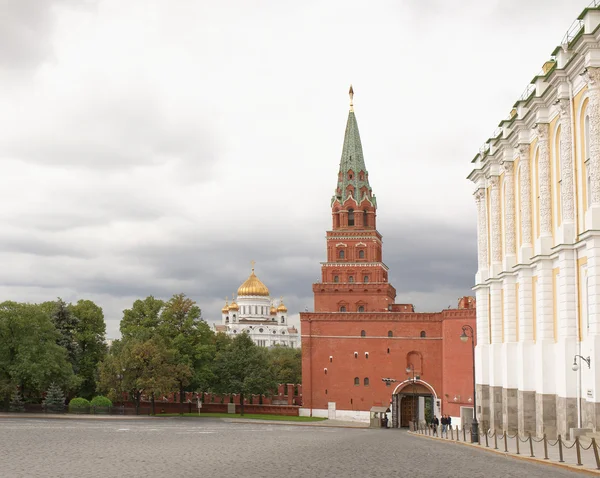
391, 381, 437, 428
400, 396, 417, 427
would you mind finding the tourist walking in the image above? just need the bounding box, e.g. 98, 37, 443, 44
441, 415, 448, 437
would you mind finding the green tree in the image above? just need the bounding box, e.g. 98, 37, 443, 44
158, 294, 215, 414
0, 301, 76, 407
213, 333, 276, 415
98, 336, 176, 415
45, 298, 79, 366
69, 300, 107, 399
43, 383, 66, 413
120, 296, 165, 339
9, 389, 24, 412
268, 346, 302, 384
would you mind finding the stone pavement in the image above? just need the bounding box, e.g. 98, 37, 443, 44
0, 416, 589, 477
413, 427, 600, 475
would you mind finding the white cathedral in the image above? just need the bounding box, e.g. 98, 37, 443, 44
214, 265, 299, 348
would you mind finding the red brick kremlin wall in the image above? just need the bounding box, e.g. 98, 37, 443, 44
300, 302, 476, 419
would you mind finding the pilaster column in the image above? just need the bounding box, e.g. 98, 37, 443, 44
503, 275, 517, 343
558, 98, 575, 230
502, 161, 516, 270
490, 280, 503, 344
535, 261, 554, 340
536, 124, 553, 255
490, 175, 502, 276
537, 124, 552, 234
584, 68, 600, 206
475, 189, 489, 283
519, 144, 533, 263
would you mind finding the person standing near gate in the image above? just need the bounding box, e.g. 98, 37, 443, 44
432, 415, 439, 436
441, 415, 448, 437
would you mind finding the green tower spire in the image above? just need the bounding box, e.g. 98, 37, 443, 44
332, 85, 375, 207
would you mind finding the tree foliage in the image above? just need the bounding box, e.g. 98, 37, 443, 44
43, 383, 66, 413
69, 300, 107, 399
0, 301, 76, 407
268, 346, 302, 384
212, 333, 277, 415
97, 336, 177, 414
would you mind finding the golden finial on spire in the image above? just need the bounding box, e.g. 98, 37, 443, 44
349, 84, 354, 112
250, 259, 256, 272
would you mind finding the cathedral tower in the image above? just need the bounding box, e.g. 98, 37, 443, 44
313, 87, 396, 313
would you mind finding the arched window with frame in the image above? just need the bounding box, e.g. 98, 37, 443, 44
388, 331, 393, 337
340, 306, 347, 312
339, 249, 345, 259
349, 276, 354, 283
420, 331, 426, 338
348, 208, 355, 226
359, 250, 365, 259
358, 306, 364, 312
361, 330, 366, 337
363, 377, 369, 386
363, 275, 369, 283
333, 275, 339, 283
354, 377, 359, 386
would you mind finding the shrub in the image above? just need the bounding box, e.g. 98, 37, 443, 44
90, 396, 112, 408
68, 397, 90, 412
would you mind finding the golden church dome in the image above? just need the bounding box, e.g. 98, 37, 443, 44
270, 304, 277, 315
229, 295, 239, 311
277, 298, 287, 313
221, 298, 229, 314
237, 267, 270, 297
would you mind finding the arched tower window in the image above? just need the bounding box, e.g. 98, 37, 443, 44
420, 331, 426, 337
358, 306, 364, 312
388, 331, 393, 337
333, 275, 339, 283
364, 377, 369, 386
363, 210, 368, 227
349, 276, 354, 283
360, 330, 366, 337
340, 306, 347, 312
359, 250, 365, 259
339, 250, 345, 259
354, 377, 359, 386
348, 209, 355, 226
363, 275, 369, 283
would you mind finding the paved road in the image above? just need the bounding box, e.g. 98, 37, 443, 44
0, 417, 587, 477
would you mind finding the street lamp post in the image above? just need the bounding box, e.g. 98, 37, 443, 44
572, 354, 591, 429
406, 365, 419, 430
460, 325, 479, 443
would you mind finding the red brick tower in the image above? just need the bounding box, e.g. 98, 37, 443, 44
313, 86, 396, 313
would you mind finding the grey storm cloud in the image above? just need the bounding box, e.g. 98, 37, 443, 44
0, 0, 591, 339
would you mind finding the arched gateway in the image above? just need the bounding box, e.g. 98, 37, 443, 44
391, 380, 439, 428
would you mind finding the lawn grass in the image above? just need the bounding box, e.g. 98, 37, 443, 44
155, 412, 326, 422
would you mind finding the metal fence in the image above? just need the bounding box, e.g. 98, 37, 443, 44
413, 423, 600, 470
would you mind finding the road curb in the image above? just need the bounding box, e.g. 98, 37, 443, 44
409, 431, 600, 476
225, 418, 370, 429
0, 413, 159, 421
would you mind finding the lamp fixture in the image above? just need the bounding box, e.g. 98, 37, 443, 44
572, 355, 591, 371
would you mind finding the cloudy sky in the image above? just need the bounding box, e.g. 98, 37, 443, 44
0, 0, 590, 338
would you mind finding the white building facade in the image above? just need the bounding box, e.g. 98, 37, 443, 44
469, 4, 600, 439
214, 266, 299, 348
